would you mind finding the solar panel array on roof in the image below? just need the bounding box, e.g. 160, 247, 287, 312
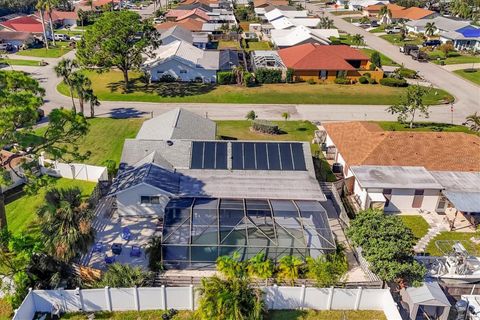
190, 141, 228, 169
231, 142, 306, 171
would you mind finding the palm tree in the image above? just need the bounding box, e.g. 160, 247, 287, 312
282, 112, 290, 121
70, 72, 92, 115
277, 256, 303, 285
425, 22, 437, 37
86, 0, 94, 10
55, 58, 78, 111
84, 88, 100, 118
247, 253, 273, 283
232, 66, 244, 85
352, 33, 364, 46
97, 263, 153, 288
36, 0, 50, 49
216, 253, 247, 280
465, 112, 480, 132
45, 0, 59, 47
378, 5, 392, 22
317, 17, 334, 29
38, 187, 95, 262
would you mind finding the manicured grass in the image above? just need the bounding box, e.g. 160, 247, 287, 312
361, 48, 398, 66
245, 41, 271, 51
62, 310, 193, 319
330, 10, 361, 16
330, 34, 357, 45
0, 58, 43, 66
35, 118, 144, 166
55, 29, 85, 36
380, 34, 423, 46
218, 40, 241, 50
268, 310, 386, 320
369, 26, 385, 33
399, 215, 430, 240
16, 41, 73, 58
376, 121, 476, 134
428, 50, 480, 65
425, 232, 480, 257
5, 178, 97, 236
56, 70, 452, 105
454, 69, 480, 85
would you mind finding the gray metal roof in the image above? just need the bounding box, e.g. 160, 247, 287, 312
403, 282, 450, 307
135, 108, 216, 141
405, 16, 470, 32
430, 171, 480, 193
219, 49, 240, 71
159, 25, 194, 44
350, 165, 443, 189
443, 191, 480, 213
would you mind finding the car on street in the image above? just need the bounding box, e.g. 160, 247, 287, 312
70, 35, 82, 41
54, 33, 69, 41
385, 26, 402, 34
422, 39, 442, 47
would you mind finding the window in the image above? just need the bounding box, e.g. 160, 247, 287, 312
319, 70, 327, 80
157, 70, 164, 74
336, 70, 347, 78
383, 189, 392, 207
141, 196, 160, 204
412, 190, 424, 208
179, 69, 187, 74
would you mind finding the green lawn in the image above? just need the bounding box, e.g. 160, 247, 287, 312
428, 51, 480, 65
56, 70, 452, 105
330, 10, 361, 16
16, 41, 73, 58
268, 310, 386, 320
245, 41, 271, 51
218, 40, 241, 50
361, 48, 398, 66
376, 121, 476, 134
330, 34, 357, 45
5, 178, 96, 236
0, 58, 43, 66
369, 26, 385, 33
399, 215, 430, 240
62, 310, 193, 320
425, 232, 480, 257
380, 34, 423, 46
454, 69, 480, 85
54, 29, 85, 36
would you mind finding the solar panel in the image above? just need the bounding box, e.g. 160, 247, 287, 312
190, 142, 228, 169
232, 142, 243, 169
190, 142, 204, 169
267, 143, 281, 170
291, 143, 306, 171
255, 143, 268, 170
279, 143, 293, 170
216, 142, 228, 169
203, 142, 216, 169
243, 142, 256, 170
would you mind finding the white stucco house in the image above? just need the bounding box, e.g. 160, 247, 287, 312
404, 16, 470, 35
270, 25, 337, 48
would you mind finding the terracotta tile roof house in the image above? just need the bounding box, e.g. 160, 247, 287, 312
397, 7, 435, 20
165, 8, 210, 22
0, 30, 35, 44
33, 10, 78, 23
364, 3, 404, 15
155, 19, 204, 32
278, 44, 382, 83
0, 16, 45, 34
323, 121, 480, 172
181, 0, 219, 6
254, 0, 289, 8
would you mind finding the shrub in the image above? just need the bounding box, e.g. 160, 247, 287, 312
255, 68, 282, 84
307, 78, 316, 84
286, 68, 294, 83
370, 51, 382, 68
159, 74, 176, 82
359, 76, 369, 84
397, 68, 418, 79
369, 62, 377, 71
243, 72, 254, 87
252, 120, 280, 135
380, 77, 408, 87
334, 78, 352, 84
368, 77, 377, 84
217, 71, 234, 85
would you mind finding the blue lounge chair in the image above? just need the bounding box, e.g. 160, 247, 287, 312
121, 227, 132, 241
104, 254, 115, 264
130, 246, 141, 257
93, 242, 103, 253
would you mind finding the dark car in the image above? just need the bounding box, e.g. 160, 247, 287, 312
370, 20, 379, 27
422, 39, 442, 47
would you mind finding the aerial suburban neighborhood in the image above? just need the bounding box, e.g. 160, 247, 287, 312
0, 0, 479, 318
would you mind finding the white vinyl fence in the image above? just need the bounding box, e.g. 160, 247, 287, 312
13, 286, 402, 320
39, 155, 107, 182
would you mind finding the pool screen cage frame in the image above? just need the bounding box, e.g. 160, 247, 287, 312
160, 197, 336, 268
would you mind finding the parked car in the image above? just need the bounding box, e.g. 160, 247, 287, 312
400, 44, 419, 55
410, 49, 428, 61
422, 39, 441, 47
0, 43, 14, 52
54, 33, 69, 41
70, 35, 82, 42
370, 20, 379, 27
385, 26, 402, 34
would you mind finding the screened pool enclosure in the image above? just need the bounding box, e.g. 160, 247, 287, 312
161, 197, 336, 268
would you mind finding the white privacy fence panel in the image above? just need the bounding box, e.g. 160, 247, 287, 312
13, 286, 402, 320
39, 156, 108, 182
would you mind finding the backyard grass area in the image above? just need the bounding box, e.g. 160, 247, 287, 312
218, 40, 241, 50
369, 26, 385, 33
361, 48, 398, 66
244, 40, 271, 51
376, 121, 476, 134
428, 50, 480, 65
454, 69, 480, 85
57, 70, 452, 105
268, 310, 386, 320
425, 232, 480, 256
0, 58, 43, 66
5, 178, 97, 236
399, 215, 430, 240
330, 10, 361, 16
16, 41, 73, 58
380, 34, 423, 46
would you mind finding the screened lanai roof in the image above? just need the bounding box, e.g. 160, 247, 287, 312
161, 197, 336, 263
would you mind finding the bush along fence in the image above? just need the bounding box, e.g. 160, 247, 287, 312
13, 286, 402, 320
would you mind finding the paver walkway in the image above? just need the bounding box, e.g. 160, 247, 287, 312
413, 213, 449, 253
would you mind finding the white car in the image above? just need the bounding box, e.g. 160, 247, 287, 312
70, 35, 83, 42
54, 33, 69, 41
385, 26, 402, 34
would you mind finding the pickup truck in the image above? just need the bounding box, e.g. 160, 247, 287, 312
385, 26, 402, 34
400, 44, 419, 55
410, 49, 428, 61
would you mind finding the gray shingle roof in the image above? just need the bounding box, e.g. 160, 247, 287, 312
135, 108, 217, 141
159, 25, 194, 44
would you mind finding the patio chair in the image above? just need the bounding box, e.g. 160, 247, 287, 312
104, 254, 115, 264
93, 241, 103, 253
121, 227, 132, 241
130, 245, 141, 257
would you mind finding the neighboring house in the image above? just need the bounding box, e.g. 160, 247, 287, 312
405, 16, 470, 34
0, 31, 35, 47
76, 0, 120, 10
250, 50, 286, 71
32, 10, 78, 27
270, 25, 338, 48
155, 19, 205, 32
254, 0, 289, 8
254, 5, 298, 21
0, 16, 50, 37
143, 40, 226, 83
321, 121, 480, 177
342, 0, 387, 10
166, 8, 211, 22
158, 25, 210, 49
440, 26, 480, 50
379, 6, 437, 24
363, 3, 404, 17
136, 108, 216, 141
264, 8, 321, 30
0, 150, 28, 192
278, 44, 382, 83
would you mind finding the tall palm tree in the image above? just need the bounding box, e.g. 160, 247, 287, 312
36, 0, 50, 49
54, 58, 78, 111
277, 255, 303, 285
45, 0, 59, 47
38, 187, 95, 263
317, 16, 334, 29
84, 88, 100, 118
379, 5, 392, 22
352, 33, 364, 46
70, 72, 92, 115
425, 22, 437, 37
247, 253, 273, 283
465, 112, 480, 132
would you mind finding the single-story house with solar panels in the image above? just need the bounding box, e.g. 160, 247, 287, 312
107, 108, 335, 267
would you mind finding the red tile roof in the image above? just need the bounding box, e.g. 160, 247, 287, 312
33, 10, 78, 22
155, 18, 204, 32
166, 8, 210, 22
0, 16, 44, 33
398, 7, 435, 20
278, 44, 369, 71
323, 121, 480, 172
